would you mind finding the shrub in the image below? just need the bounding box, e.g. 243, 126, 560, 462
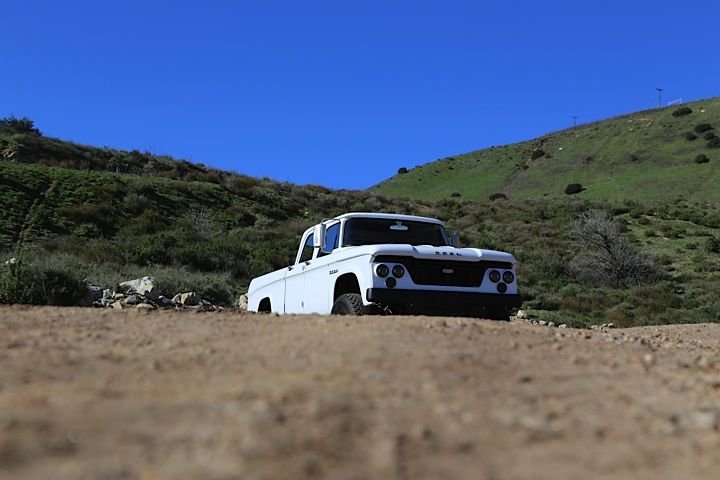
530, 149, 545, 160
694, 123, 713, 134
450, 192, 461, 198
704, 131, 716, 140
705, 237, 720, 254
672, 106, 693, 117
397, 167, 409, 174
0, 257, 87, 305
489, 193, 507, 201
707, 137, 720, 149
684, 132, 698, 141
570, 210, 660, 288
564, 183, 584, 195
0, 116, 41, 135
122, 192, 149, 213
695, 154, 710, 164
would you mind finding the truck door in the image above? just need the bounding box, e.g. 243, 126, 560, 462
284, 232, 314, 313
303, 222, 340, 314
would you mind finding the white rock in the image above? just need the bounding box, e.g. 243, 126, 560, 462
118, 276, 159, 300
538, 320, 547, 326
235, 294, 249, 311
136, 303, 157, 311
559, 324, 568, 329
548, 322, 556, 327
516, 309, 528, 320
173, 292, 201, 306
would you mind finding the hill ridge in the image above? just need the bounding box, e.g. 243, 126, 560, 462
372, 97, 720, 202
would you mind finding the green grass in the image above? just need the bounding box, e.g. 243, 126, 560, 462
373, 97, 720, 202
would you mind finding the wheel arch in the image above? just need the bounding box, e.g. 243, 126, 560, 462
333, 273, 361, 302
258, 297, 272, 312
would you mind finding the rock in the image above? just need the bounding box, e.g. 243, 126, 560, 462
172, 292, 201, 306
87, 284, 103, 302
642, 353, 655, 367
102, 289, 113, 300
516, 309, 528, 320
156, 296, 175, 308
111, 301, 124, 310
538, 320, 547, 326
671, 408, 720, 432
548, 322, 556, 327
235, 294, 249, 311
122, 294, 143, 306
93, 298, 113, 308
136, 303, 157, 311
118, 276, 159, 300
559, 324, 568, 329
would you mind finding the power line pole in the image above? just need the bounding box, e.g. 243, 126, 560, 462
656, 87, 663, 108
572, 115, 579, 128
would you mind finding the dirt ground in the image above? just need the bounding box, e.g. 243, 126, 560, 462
2, 307, 720, 480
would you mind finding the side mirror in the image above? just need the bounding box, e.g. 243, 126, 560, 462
313, 223, 326, 250
451, 231, 460, 248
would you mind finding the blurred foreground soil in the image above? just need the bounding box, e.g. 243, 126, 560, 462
2, 306, 720, 479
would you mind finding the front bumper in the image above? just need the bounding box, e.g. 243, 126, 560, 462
366, 288, 522, 310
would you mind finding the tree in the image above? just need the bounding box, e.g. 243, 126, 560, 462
570, 210, 658, 287
0, 116, 41, 135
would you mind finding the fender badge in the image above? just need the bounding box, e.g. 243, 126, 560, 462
442, 268, 454, 274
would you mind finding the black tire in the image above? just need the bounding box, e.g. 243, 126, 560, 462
486, 306, 510, 321
331, 293, 367, 315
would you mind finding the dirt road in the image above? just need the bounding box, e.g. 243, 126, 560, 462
2, 306, 720, 479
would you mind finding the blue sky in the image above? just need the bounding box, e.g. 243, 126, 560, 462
2, 0, 719, 189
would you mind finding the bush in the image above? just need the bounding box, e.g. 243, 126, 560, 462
397, 167, 409, 174
672, 106, 693, 117
570, 210, 660, 288
450, 192, 461, 198
704, 131, 716, 140
694, 123, 713, 134
695, 154, 710, 164
0, 257, 87, 305
489, 193, 507, 201
122, 192, 149, 213
684, 132, 698, 141
708, 137, 720, 149
530, 149, 545, 160
0, 116, 41, 135
705, 237, 720, 254
565, 183, 584, 195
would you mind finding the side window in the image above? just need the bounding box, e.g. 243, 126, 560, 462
299, 233, 314, 263
318, 223, 340, 257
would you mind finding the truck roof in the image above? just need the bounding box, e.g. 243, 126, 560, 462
331, 212, 445, 225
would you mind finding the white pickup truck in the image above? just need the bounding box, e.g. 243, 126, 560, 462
247, 212, 521, 319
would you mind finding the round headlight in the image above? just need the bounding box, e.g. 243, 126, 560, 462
497, 282, 507, 293
376, 264, 389, 278
392, 265, 405, 278
502, 271, 515, 284
489, 270, 501, 283
386, 277, 397, 288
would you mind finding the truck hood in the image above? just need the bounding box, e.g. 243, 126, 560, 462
336, 244, 516, 263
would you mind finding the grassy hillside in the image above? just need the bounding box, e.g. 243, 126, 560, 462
2, 116, 720, 328
373, 98, 720, 202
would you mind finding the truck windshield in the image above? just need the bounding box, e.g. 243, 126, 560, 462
342, 218, 450, 247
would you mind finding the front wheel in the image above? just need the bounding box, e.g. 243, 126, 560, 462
331, 293, 368, 315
